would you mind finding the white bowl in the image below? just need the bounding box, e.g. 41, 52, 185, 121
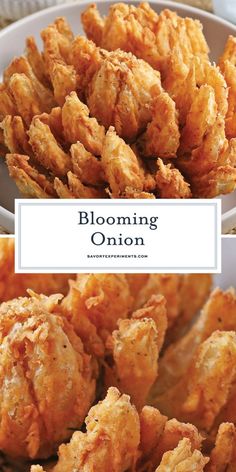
213, 0, 236, 24
0, 207, 14, 234
0, 0, 236, 232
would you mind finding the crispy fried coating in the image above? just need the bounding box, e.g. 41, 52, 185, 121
219, 36, 236, 139
7, 162, 47, 199
152, 419, 203, 468
156, 159, 192, 199
139, 407, 203, 470
213, 387, 236, 435
71, 142, 105, 186
86, 50, 162, 140
0, 115, 32, 155
101, 127, 144, 197
41, 18, 73, 74
195, 59, 228, 118
53, 177, 75, 198
82, 3, 209, 75
9, 74, 45, 127
134, 152, 157, 193
68, 273, 133, 335
0, 84, 17, 119
55, 171, 106, 198
131, 274, 187, 307
181, 133, 236, 198
140, 406, 167, 459
3, 7, 236, 199
4, 56, 55, 113
41, 19, 76, 105
106, 318, 159, 410
163, 51, 234, 198
83, 2, 159, 57
191, 165, 236, 198
0, 292, 95, 459
36, 387, 140, 472
67, 172, 104, 198
71, 36, 170, 140
155, 438, 208, 471
164, 54, 235, 197
81, 3, 105, 45
138, 92, 180, 159
134, 274, 181, 327
28, 117, 72, 176
179, 331, 236, 431
163, 48, 197, 126
70, 35, 106, 92
130, 274, 211, 342
61, 274, 133, 356
152, 331, 236, 428
67, 170, 104, 197
0, 129, 5, 153
178, 111, 229, 181
178, 275, 212, 326
132, 294, 168, 352
0, 239, 73, 302
165, 56, 227, 126
62, 92, 105, 154
60, 280, 104, 357
54, 174, 104, 199
106, 295, 167, 410
169, 274, 212, 343
54, 17, 74, 41
50, 61, 77, 107
152, 288, 236, 398
220, 60, 236, 140
179, 85, 217, 155
125, 274, 150, 297
25, 36, 50, 87
37, 107, 64, 144
0, 239, 16, 300
123, 188, 156, 198
6, 154, 56, 198
219, 35, 236, 67
206, 423, 236, 472
31, 462, 55, 472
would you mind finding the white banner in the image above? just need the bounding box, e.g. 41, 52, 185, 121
15, 199, 221, 273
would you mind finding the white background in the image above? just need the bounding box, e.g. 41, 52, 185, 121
15, 199, 221, 273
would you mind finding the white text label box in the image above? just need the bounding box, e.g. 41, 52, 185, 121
15, 199, 221, 273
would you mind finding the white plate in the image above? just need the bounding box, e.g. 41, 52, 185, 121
1, 0, 236, 231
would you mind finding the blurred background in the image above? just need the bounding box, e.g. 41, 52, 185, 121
4, 1, 236, 33
0, 0, 214, 29
173, 0, 212, 10
2, 1, 236, 31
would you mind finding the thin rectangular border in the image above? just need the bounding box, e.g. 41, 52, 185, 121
15, 199, 221, 272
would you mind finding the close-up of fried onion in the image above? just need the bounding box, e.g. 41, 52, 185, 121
1, 2, 236, 199
0, 239, 235, 471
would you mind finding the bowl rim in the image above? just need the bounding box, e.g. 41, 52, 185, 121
0, 206, 14, 234
222, 208, 236, 234
0, 0, 236, 40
